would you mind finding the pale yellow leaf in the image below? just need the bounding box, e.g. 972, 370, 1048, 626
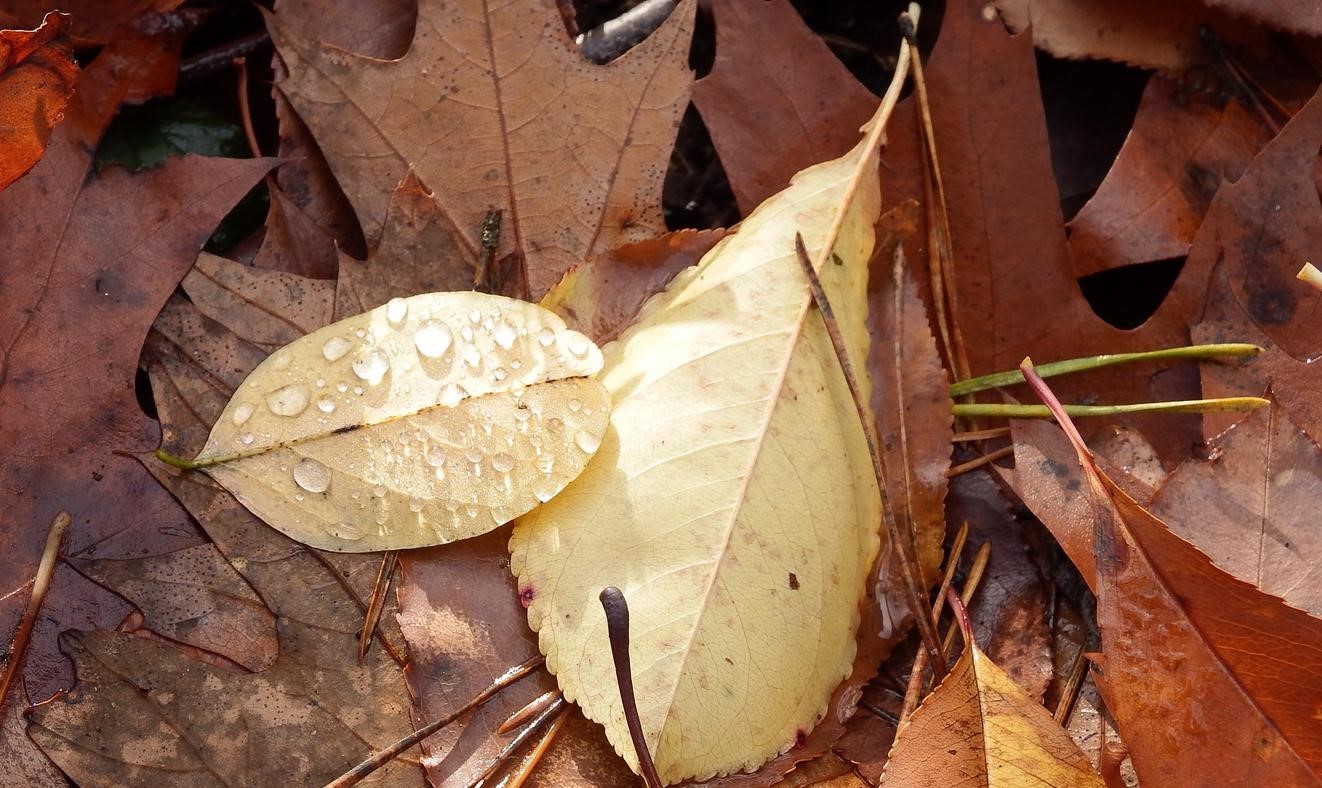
193, 291, 609, 553
879, 644, 1104, 788
509, 108, 889, 781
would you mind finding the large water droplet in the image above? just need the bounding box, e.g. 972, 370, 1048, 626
386, 297, 408, 325
439, 382, 468, 407
408, 496, 424, 513
533, 476, 557, 503
536, 454, 555, 474
323, 336, 352, 362
352, 349, 390, 385
492, 322, 517, 349
575, 430, 601, 453
462, 345, 482, 368
414, 321, 453, 358
231, 402, 255, 425
316, 397, 336, 414
536, 328, 555, 348
565, 332, 591, 358
239, 432, 255, 446
568, 399, 582, 412
425, 445, 447, 467
292, 458, 331, 493
267, 384, 310, 417
491, 452, 515, 473
464, 448, 483, 464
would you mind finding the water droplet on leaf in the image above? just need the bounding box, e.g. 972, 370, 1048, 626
292, 458, 331, 493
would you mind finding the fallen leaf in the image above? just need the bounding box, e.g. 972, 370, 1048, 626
0, 0, 182, 46
182, 252, 336, 350
1200, 0, 1322, 37
1022, 369, 1322, 786
1182, 85, 1322, 361
1150, 400, 1322, 615
189, 291, 609, 553
510, 83, 891, 781
1068, 74, 1276, 276
270, 0, 695, 298
0, 21, 275, 710
691, 0, 877, 215
272, 0, 416, 60
878, 613, 1103, 787
993, 0, 1239, 70
540, 228, 729, 343
0, 12, 76, 192
67, 543, 278, 672
27, 289, 423, 786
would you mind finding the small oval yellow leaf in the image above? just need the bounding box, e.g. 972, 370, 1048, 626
195, 291, 610, 552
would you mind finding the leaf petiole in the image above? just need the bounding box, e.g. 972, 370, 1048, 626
952, 396, 1269, 419
153, 449, 207, 470
948, 343, 1262, 397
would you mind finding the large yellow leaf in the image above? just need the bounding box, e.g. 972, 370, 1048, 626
508, 103, 890, 781
191, 291, 609, 552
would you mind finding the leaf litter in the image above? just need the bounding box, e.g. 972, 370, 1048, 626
8, 0, 1322, 787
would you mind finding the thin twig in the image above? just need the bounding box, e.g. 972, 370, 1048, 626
600, 587, 663, 788
1053, 648, 1090, 724
322, 656, 543, 788
504, 704, 571, 788
0, 511, 69, 710
794, 234, 946, 676
953, 397, 1268, 419
952, 427, 1011, 443
357, 551, 398, 662
463, 699, 568, 788
896, 522, 966, 727
234, 57, 264, 159
180, 30, 272, 82
946, 445, 1014, 478
499, 689, 562, 734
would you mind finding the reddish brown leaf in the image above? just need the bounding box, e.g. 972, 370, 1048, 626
1201, 0, 1322, 37
270, 0, 696, 299
1183, 86, 1322, 360
691, 0, 876, 215
540, 228, 728, 343
1025, 376, 1322, 786
182, 252, 335, 350
0, 22, 276, 720
0, 0, 183, 46
1068, 75, 1276, 276
994, 0, 1243, 70
272, 0, 417, 60
0, 12, 76, 192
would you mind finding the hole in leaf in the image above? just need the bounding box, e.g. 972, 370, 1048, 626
135, 365, 158, 421
663, 104, 740, 231
1037, 53, 1148, 220
790, 0, 943, 97
1078, 257, 1185, 330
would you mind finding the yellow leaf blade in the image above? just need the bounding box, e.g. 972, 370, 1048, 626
198, 291, 609, 552
510, 112, 885, 782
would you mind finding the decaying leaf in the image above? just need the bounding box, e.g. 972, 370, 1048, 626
189, 291, 610, 552
0, 12, 76, 192
1151, 400, 1322, 616
509, 79, 895, 780
1023, 370, 1322, 786
878, 610, 1103, 787
270, 0, 695, 298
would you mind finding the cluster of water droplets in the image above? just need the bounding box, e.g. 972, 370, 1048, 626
213, 293, 607, 546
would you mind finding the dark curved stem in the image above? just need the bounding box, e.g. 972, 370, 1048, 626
599, 586, 662, 788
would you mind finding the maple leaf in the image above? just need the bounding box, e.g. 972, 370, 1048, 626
0, 25, 274, 714
269, 0, 696, 299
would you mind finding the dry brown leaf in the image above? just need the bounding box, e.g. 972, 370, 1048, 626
878, 611, 1102, 787
270, 0, 695, 299
0, 24, 275, 720
1151, 400, 1322, 615
1201, 0, 1322, 37
26, 293, 423, 786
690, 0, 877, 215
993, 0, 1242, 70
1068, 75, 1276, 276
1023, 372, 1322, 786
0, 12, 76, 193
183, 252, 336, 350
0, 0, 182, 45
